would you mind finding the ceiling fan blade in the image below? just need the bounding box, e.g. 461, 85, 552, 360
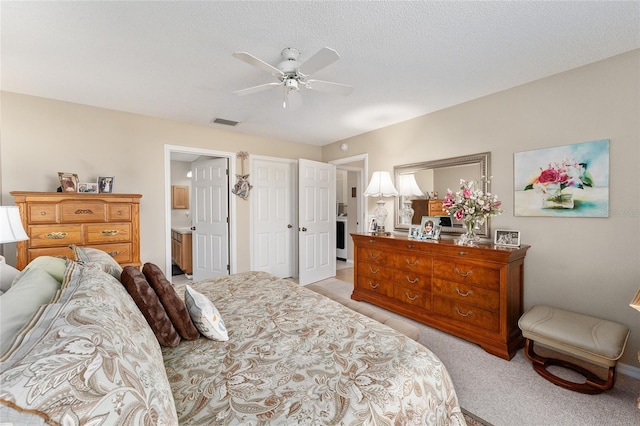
306, 79, 354, 96
297, 47, 340, 76
232, 52, 284, 77
233, 82, 282, 96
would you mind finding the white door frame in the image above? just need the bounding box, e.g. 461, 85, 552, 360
329, 153, 368, 234
164, 145, 237, 276
249, 155, 298, 277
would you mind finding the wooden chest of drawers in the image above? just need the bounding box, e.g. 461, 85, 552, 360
11, 192, 142, 269
352, 233, 529, 360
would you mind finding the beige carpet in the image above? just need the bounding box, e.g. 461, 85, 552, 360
313, 270, 640, 426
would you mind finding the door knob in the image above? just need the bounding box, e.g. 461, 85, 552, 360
301, 227, 307, 232
191, 226, 196, 231
287, 224, 292, 228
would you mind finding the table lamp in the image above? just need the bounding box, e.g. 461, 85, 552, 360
0, 206, 29, 289
397, 173, 424, 225
363, 171, 398, 235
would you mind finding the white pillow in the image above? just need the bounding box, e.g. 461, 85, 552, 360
0, 263, 20, 294
184, 285, 228, 341
0, 267, 61, 355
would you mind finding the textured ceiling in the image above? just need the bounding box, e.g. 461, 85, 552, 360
2, 1, 638, 146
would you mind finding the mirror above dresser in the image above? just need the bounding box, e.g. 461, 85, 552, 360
393, 152, 491, 237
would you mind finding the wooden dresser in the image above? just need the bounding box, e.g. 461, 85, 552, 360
352, 233, 530, 360
11, 192, 142, 269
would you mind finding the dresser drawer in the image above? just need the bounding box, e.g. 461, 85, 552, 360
87, 243, 133, 263
393, 269, 430, 290
432, 259, 500, 290
355, 275, 393, 297
395, 251, 432, 274
27, 203, 59, 224
433, 298, 499, 333
357, 247, 393, 265
85, 223, 131, 243
393, 285, 430, 310
432, 278, 499, 311
357, 262, 393, 281
28, 247, 75, 263
60, 202, 107, 223
28, 224, 83, 247
109, 204, 132, 221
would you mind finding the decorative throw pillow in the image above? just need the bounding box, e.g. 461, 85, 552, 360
0, 263, 20, 294
71, 245, 122, 280
185, 285, 228, 341
142, 263, 200, 340
120, 266, 181, 347
0, 267, 61, 355
10, 255, 67, 287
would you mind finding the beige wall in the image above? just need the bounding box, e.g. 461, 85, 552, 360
323, 50, 640, 366
0, 92, 321, 272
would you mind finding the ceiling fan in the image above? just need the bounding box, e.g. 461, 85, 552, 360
232, 47, 354, 108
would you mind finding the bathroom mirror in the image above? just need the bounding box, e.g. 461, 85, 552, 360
394, 152, 491, 237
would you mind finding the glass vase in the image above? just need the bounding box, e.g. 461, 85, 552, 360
542, 191, 574, 209
457, 220, 480, 246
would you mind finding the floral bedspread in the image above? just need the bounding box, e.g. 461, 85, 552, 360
164, 271, 466, 425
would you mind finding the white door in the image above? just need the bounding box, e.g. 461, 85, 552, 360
252, 158, 296, 278
191, 158, 229, 281
298, 159, 336, 285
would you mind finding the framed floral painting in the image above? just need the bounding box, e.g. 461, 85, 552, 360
514, 139, 609, 217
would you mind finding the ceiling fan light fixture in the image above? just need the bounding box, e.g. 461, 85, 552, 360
284, 78, 299, 91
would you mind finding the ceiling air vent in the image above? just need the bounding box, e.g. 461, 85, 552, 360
211, 117, 239, 127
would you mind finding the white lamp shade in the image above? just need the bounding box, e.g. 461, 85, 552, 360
397, 174, 424, 197
364, 171, 398, 197
0, 206, 28, 243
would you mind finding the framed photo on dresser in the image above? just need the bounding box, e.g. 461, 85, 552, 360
98, 176, 114, 193
58, 172, 79, 192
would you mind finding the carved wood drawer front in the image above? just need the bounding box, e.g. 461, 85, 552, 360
393, 285, 430, 310
394, 251, 432, 274
28, 224, 83, 247
355, 275, 393, 297
432, 278, 499, 311
433, 298, 500, 332
394, 270, 430, 290
28, 247, 74, 263
357, 247, 392, 265
432, 259, 500, 290
85, 223, 131, 243
87, 243, 133, 263
28, 204, 59, 224
60, 202, 106, 223
108, 204, 132, 221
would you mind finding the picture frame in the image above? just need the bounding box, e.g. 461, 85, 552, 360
494, 229, 521, 247
78, 182, 98, 193
58, 172, 79, 192
367, 216, 378, 233
98, 176, 114, 193
419, 216, 440, 239
408, 225, 421, 239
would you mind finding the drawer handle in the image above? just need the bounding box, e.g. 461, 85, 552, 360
455, 307, 473, 317
368, 281, 379, 289
405, 259, 419, 267
368, 239, 375, 244
101, 230, 119, 236
106, 251, 119, 257
406, 243, 414, 248
405, 276, 419, 284
368, 266, 380, 274
369, 253, 380, 259
455, 287, 473, 297
46, 232, 67, 239
39, 211, 47, 216
75, 209, 94, 215
454, 267, 473, 277
117, 211, 123, 216
405, 292, 419, 301
458, 251, 468, 256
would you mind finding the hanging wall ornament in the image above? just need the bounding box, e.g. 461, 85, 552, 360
232, 151, 252, 200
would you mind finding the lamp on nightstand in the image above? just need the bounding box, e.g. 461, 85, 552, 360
0, 206, 29, 290
364, 171, 398, 235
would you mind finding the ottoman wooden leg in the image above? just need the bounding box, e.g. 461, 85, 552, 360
524, 339, 616, 395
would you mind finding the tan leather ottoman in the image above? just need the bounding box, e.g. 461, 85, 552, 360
518, 305, 630, 394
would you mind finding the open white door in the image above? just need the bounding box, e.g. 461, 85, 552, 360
192, 158, 229, 281
251, 158, 296, 278
298, 158, 336, 285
